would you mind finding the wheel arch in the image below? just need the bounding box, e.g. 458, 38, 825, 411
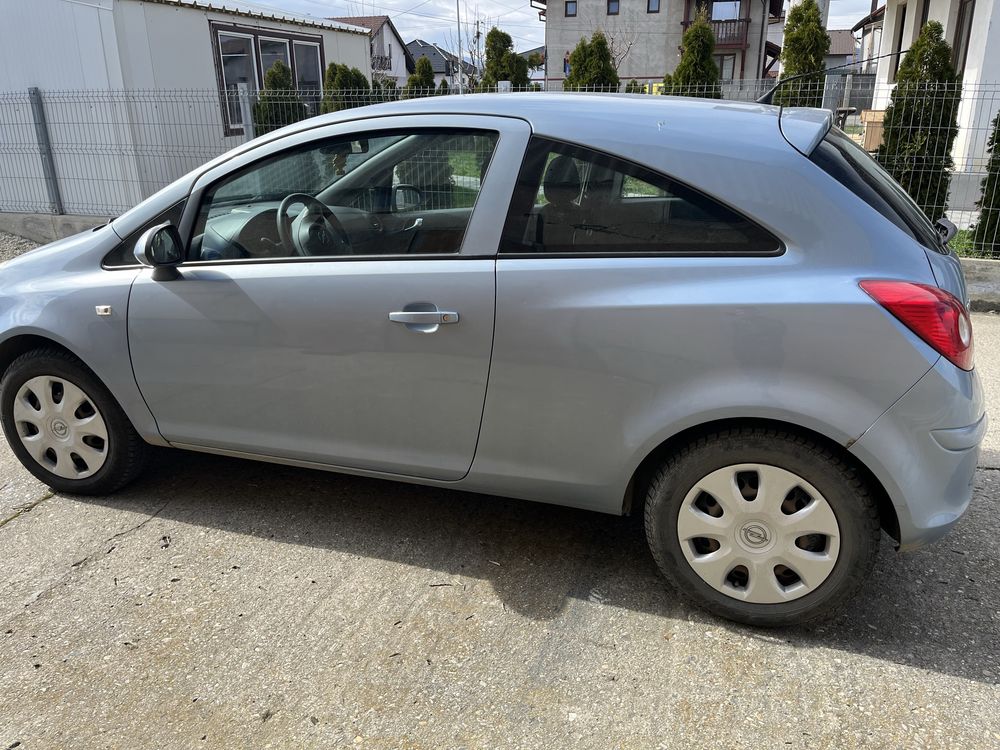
624, 417, 900, 543
0, 334, 86, 381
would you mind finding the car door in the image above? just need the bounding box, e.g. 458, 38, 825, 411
127, 115, 530, 481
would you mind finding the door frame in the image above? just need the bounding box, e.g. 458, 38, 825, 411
172, 114, 533, 265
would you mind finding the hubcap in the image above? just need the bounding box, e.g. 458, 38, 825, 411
676, 464, 841, 604
12, 376, 109, 480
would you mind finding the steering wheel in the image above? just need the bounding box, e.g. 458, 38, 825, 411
276, 193, 352, 257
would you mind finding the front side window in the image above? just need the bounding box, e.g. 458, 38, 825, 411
192, 129, 499, 262
608, 0, 620, 14
500, 138, 780, 256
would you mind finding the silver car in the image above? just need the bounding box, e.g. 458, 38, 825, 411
0, 94, 985, 626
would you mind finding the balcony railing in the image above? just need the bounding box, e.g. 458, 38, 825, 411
371, 55, 392, 71
681, 18, 750, 48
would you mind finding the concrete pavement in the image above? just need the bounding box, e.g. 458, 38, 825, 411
1, 316, 999, 749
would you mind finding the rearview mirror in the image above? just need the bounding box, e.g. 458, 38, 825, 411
134, 222, 184, 281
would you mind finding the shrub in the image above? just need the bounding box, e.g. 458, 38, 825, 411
662, 10, 720, 99
481, 28, 530, 89
625, 79, 646, 94
252, 60, 307, 135
405, 56, 437, 98
774, 0, 830, 108
972, 111, 1000, 256
564, 31, 619, 91
321, 64, 371, 113
876, 21, 960, 222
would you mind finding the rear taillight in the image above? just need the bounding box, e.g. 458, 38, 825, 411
860, 280, 974, 370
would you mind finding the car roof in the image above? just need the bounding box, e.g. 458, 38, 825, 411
284, 93, 832, 157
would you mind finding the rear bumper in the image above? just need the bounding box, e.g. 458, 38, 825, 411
849, 357, 985, 551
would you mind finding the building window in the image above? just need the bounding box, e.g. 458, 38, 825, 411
565, 0, 577, 16
890, 2, 907, 81
211, 22, 328, 135
953, 0, 976, 76
259, 38, 290, 76
607, 0, 620, 15
714, 54, 736, 81
648, 0, 660, 11
218, 33, 258, 131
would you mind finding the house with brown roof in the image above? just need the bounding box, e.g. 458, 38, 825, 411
329, 15, 415, 87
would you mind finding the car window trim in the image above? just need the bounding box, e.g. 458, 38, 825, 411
500, 136, 785, 259
177, 115, 531, 264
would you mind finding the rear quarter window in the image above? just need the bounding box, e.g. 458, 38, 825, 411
809, 127, 943, 252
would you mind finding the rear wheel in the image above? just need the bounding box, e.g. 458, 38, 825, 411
1, 348, 147, 495
644, 427, 880, 626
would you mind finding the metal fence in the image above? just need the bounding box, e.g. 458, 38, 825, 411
1, 80, 999, 257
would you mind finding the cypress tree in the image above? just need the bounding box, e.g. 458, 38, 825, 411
481, 28, 530, 89
663, 10, 721, 99
252, 60, 307, 134
972, 111, 1000, 256
774, 0, 830, 108
405, 56, 436, 98
876, 21, 960, 222
564, 31, 619, 90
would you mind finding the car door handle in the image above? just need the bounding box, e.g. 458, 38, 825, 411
388, 311, 459, 325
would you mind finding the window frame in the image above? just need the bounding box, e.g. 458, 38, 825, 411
952, 0, 976, 76
607, 0, 620, 15
170, 123, 522, 268
565, 0, 578, 16
499, 137, 784, 259
647, 0, 660, 12
210, 21, 328, 136
216, 30, 260, 134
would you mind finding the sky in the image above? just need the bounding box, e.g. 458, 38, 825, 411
258, 0, 878, 53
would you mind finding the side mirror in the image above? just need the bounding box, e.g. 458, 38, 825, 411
134, 222, 184, 281
936, 217, 958, 245
393, 184, 422, 212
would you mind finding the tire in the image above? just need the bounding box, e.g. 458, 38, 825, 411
1, 348, 147, 495
643, 427, 880, 627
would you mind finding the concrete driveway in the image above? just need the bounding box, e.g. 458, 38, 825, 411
1, 315, 999, 749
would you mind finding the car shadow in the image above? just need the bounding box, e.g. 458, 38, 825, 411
80, 448, 999, 686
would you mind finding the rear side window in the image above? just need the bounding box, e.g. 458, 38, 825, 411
810, 127, 943, 252
500, 137, 780, 256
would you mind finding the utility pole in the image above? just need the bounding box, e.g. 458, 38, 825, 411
456, 0, 464, 93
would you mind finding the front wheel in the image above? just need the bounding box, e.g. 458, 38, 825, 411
1, 348, 147, 495
643, 428, 880, 627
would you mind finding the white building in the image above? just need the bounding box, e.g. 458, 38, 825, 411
329, 15, 415, 88
0, 0, 371, 215
533, 0, 784, 87
0, 0, 371, 130
872, 0, 997, 171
